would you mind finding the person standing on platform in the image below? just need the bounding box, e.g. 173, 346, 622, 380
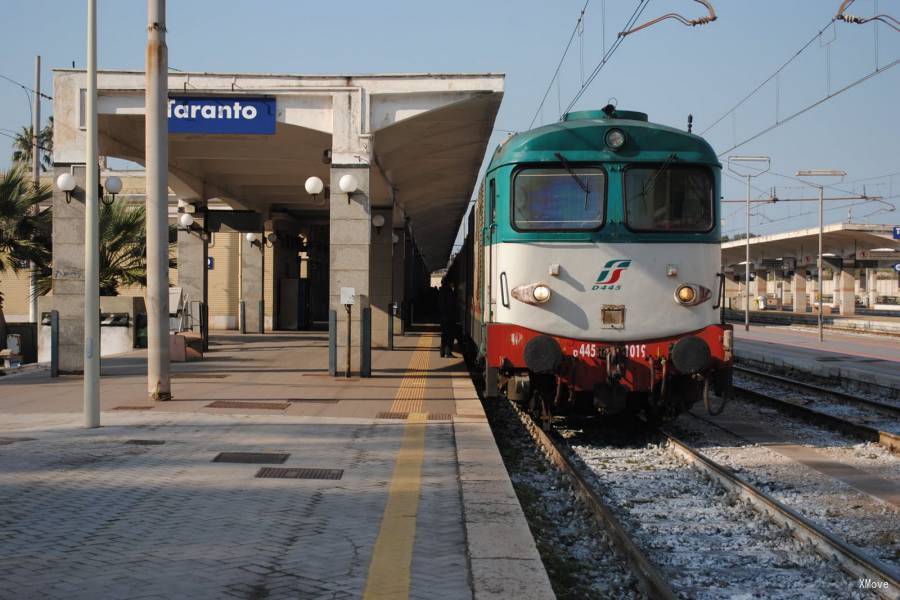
438, 278, 457, 358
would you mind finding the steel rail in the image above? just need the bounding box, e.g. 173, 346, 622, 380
509, 402, 676, 600
735, 365, 900, 418
732, 381, 900, 455
662, 430, 900, 600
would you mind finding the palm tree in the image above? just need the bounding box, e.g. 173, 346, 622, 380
35, 197, 176, 297
0, 166, 52, 349
11, 117, 53, 172
97, 198, 177, 296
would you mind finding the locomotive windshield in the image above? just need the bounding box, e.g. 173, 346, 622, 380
624, 166, 714, 232
512, 167, 606, 231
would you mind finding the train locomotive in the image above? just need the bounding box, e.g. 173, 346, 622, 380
448, 105, 733, 424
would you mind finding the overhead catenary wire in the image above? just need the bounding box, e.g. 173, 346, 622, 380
562, 0, 652, 116
528, 0, 592, 129
716, 58, 900, 157
0, 72, 52, 100
701, 18, 837, 136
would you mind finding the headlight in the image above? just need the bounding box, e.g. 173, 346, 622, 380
605, 128, 625, 150
532, 285, 552, 304
511, 283, 552, 305
676, 285, 696, 304
674, 283, 712, 306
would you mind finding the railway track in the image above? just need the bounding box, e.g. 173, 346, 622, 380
510, 402, 900, 599
734, 366, 900, 417
733, 366, 900, 454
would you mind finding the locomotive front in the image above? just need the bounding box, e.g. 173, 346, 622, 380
480, 107, 732, 422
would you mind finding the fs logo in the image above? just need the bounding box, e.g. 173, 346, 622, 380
593, 259, 631, 291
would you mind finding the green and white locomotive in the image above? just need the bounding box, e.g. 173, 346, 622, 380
449, 105, 733, 423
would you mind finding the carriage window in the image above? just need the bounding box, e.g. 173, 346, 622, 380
512, 167, 606, 231
624, 166, 714, 232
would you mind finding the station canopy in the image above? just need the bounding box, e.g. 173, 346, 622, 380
721, 223, 900, 269
52, 70, 504, 268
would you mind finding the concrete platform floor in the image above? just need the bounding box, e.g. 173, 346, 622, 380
0, 331, 554, 600
734, 325, 900, 392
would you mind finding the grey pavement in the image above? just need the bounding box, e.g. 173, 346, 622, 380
0, 331, 553, 600
734, 325, 900, 392
0, 412, 471, 600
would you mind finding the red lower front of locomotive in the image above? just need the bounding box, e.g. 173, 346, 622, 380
485, 322, 733, 394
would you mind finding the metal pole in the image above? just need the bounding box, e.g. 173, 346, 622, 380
29, 55, 41, 324
345, 305, 352, 378
145, 0, 171, 400
745, 174, 750, 331
84, 1, 100, 427
818, 185, 824, 342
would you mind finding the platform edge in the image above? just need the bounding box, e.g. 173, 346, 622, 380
451, 372, 556, 600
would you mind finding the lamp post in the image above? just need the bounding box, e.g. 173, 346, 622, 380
795, 169, 847, 342
83, 0, 101, 427
727, 156, 770, 331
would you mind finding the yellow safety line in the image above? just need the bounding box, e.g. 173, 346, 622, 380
363, 335, 434, 600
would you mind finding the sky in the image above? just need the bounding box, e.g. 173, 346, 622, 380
1, 0, 898, 242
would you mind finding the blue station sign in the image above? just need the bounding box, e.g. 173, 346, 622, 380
168, 97, 276, 135
893, 225, 900, 240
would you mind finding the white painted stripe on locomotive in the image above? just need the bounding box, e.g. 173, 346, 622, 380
486, 242, 721, 341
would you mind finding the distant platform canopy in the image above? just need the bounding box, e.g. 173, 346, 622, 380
721, 223, 900, 270
52, 70, 504, 268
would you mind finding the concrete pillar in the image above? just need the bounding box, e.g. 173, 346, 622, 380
51, 165, 86, 373
392, 228, 406, 334
370, 208, 392, 348
753, 271, 767, 308
836, 269, 856, 316
241, 234, 265, 333
773, 271, 785, 310
866, 268, 878, 307
792, 272, 807, 314
176, 221, 208, 332
329, 165, 371, 373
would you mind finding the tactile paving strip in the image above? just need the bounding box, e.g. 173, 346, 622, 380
255, 467, 343, 480
212, 452, 290, 464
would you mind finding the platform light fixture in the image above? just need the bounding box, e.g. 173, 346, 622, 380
56, 172, 77, 203
372, 213, 385, 233
100, 175, 122, 206
305, 176, 325, 206
795, 169, 847, 343
339, 173, 359, 203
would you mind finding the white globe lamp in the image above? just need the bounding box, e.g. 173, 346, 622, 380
304, 176, 324, 195
178, 213, 194, 229
338, 174, 358, 194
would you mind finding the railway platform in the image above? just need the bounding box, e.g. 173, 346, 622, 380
733, 324, 900, 395
0, 331, 554, 600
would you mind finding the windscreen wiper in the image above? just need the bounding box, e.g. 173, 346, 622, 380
639, 153, 678, 199
554, 152, 590, 208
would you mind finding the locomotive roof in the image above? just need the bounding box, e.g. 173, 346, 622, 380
489, 109, 720, 170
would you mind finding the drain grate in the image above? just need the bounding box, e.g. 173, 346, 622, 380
113, 405, 153, 410
213, 452, 290, 464
428, 413, 453, 421
206, 400, 289, 410
256, 467, 343, 480
376, 411, 410, 420
126, 439, 165, 446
